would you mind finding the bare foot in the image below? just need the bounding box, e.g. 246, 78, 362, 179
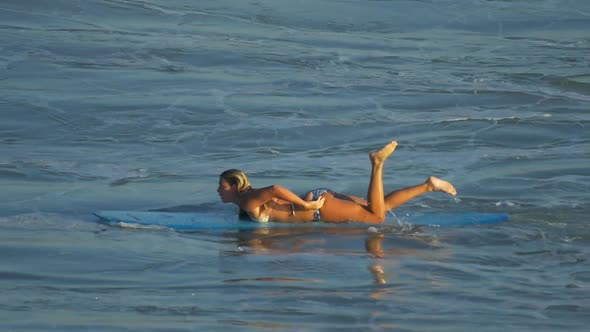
369, 141, 398, 165
426, 176, 457, 196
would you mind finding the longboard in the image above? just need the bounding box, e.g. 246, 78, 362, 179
93, 210, 509, 231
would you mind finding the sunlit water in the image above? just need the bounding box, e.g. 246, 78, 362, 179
1, 1, 589, 331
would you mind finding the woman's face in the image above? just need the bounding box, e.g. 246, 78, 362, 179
217, 177, 237, 203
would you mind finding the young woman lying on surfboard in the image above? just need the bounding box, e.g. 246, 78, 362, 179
217, 141, 457, 224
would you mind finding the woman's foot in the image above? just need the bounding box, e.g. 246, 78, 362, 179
426, 176, 457, 196
369, 141, 398, 165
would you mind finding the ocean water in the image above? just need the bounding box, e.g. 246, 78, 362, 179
1, 0, 589, 331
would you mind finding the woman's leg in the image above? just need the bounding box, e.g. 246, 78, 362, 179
365, 141, 398, 218
317, 141, 397, 223
384, 176, 457, 210
331, 176, 458, 210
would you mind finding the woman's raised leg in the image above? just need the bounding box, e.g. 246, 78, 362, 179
384, 176, 457, 210
365, 141, 398, 219
315, 141, 396, 223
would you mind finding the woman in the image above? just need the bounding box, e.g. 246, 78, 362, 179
217, 141, 457, 224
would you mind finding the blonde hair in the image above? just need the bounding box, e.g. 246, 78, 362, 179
219, 169, 252, 192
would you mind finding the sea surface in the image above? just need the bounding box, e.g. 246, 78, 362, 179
1, 0, 589, 331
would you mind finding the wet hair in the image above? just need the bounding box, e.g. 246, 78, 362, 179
219, 169, 252, 192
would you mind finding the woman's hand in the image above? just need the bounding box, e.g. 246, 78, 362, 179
304, 196, 325, 210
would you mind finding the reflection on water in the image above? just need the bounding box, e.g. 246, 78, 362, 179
227, 225, 450, 288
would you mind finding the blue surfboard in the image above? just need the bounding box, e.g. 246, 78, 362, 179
93, 210, 509, 231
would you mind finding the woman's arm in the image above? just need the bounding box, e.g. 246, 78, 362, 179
241, 185, 324, 212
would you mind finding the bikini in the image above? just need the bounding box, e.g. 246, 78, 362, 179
307, 188, 331, 222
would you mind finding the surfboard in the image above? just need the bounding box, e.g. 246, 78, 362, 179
93, 210, 509, 231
